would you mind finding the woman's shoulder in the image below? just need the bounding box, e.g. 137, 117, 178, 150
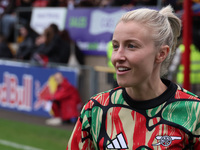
92, 87, 123, 98
175, 85, 200, 101
85, 87, 123, 108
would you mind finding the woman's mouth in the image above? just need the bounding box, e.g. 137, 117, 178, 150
117, 67, 129, 71
117, 67, 131, 72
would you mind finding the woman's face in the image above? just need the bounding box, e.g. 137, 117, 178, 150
111, 21, 160, 88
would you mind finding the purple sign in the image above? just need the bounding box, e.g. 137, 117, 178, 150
65, 8, 127, 55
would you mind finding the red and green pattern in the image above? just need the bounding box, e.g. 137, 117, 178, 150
67, 82, 200, 150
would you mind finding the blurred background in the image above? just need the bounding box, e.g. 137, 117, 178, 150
0, 0, 200, 150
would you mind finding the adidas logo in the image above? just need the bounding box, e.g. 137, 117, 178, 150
107, 133, 128, 149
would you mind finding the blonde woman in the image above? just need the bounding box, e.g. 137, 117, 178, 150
67, 5, 200, 150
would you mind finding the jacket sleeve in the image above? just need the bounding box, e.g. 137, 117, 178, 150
67, 102, 95, 150
53, 80, 73, 101
53, 86, 70, 101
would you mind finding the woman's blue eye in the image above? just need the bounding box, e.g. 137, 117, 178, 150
128, 44, 135, 48
113, 44, 119, 49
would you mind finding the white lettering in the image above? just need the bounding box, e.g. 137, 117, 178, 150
0, 72, 33, 111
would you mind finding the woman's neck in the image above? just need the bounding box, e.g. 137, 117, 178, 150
125, 78, 167, 101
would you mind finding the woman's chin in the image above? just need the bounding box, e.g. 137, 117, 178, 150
117, 81, 129, 88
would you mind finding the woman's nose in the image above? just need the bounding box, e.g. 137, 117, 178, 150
114, 48, 126, 61
111, 48, 126, 64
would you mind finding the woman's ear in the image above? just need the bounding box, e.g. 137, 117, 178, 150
155, 45, 170, 63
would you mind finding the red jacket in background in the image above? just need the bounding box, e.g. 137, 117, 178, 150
52, 78, 82, 121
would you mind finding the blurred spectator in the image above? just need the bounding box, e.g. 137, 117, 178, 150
163, 0, 183, 12
60, 29, 85, 65
98, 0, 136, 8
77, 0, 95, 7
169, 16, 200, 83
99, 0, 113, 7
176, 43, 200, 95
31, 23, 64, 65
0, 0, 10, 16
59, 0, 68, 7
0, 0, 16, 42
15, 24, 38, 60
92, 0, 101, 6
175, 16, 200, 95
111, 0, 136, 7
45, 72, 83, 125
0, 33, 13, 58
32, 0, 48, 7
17, 0, 33, 24
46, 0, 61, 7
67, 0, 75, 9
33, 0, 75, 7
58, 30, 71, 64
134, 0, 157, 6
0, 0, 34, 42
192, 16, 200, 51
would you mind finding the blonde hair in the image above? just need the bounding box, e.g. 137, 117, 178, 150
118, 5, 182, 77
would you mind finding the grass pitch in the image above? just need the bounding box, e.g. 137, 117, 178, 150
0, 118, 73, 150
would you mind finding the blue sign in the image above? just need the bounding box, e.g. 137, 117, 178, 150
0, 61, 78, 117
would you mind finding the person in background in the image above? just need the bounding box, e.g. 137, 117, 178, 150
134, 0, 157, 6
67, 5, 200, 149
46, 0, 60, 6
0, 0, 34, 42
110, 0, 135, 7
0, 33, 13, 58
59, 29, 85, 65
76, 0, 95, 7
31, 23, 64, 65
45, 72, 83, 126
15, 24, 38, 60
170, 16, 200, 95
163, 0, 183, 12
99, 0, 113, 7
0, 0, 16, 42
176, 43, 200, 95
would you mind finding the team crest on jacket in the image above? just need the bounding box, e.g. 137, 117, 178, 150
152, 135, 182, 147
